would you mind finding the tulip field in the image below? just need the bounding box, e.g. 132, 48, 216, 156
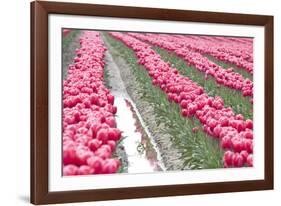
62, 29, 253, 176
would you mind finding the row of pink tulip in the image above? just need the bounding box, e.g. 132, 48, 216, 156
189, 35, 253, 59
225, 37, 253, 45
174, 35, 253, 72
176, 35, 253, 46
63, 31, 121, 176
110, 32, 253, 168
128, 33, 253, 98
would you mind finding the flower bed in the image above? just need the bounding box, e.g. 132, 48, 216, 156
128, 33, 253, 98
62, 31, 122, 175
110, 32, 253, 168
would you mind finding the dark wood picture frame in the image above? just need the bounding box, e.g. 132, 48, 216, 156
31, 0, 274, 204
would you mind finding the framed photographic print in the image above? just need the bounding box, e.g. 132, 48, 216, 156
30, 0, 274, 204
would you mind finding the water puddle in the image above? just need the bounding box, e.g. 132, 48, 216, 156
115, 97, 163, 173
104, 48, 165, 173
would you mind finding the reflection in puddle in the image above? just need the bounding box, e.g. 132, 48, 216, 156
115, 97, 164, 173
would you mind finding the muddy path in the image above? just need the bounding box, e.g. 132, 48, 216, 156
103, 42, 165, 173
102, 33, 185, 171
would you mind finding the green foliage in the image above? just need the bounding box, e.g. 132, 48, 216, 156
103, 60, 111, 88
104, 32, 224, 169
62, 30, 80, 50
113, 135, 128, 173
62, 30, 81, 79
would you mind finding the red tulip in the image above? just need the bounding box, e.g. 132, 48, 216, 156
221, 135, 232, 149
107, 94, 115, 105
232, 153, 244, 167
105, 117, 117, 127
223, 151, 234, 167
96, 128, 109, 143
240, 150, 249, 162
63, 164, 79, 176
108, 128, 122, 141
95, 148, 111, 160
247, 154, 253, 166
87, 156, 104, 174
245, 119, 253, 129
192, 127, 199, 133
102, 159, 119, 174
245, 139, 253, 153
107, 140, 116, 151
77, 165, 93, 175
88, 139, 101, 152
